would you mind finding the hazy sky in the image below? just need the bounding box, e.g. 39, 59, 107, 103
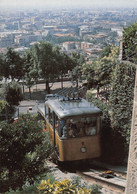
0, 0, 137, 10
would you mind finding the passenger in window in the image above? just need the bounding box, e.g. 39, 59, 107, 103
70, 120, 76, 130
70, 120, 78, 136
56, 121, 59, 129
62, 125, 67, 138
69, 128, 75, 137
86, 122, 96, 135
78, 128, 84, 137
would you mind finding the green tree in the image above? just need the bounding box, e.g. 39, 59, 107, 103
69, 52, 85, 87
99, 44, 112, 59
23, 50, 36, 99
4, 48, 24, 81
1, 81, 23, 106
85, 46, 119, 99
0, 53, 4, 80
0, 114, 52, 192
122, 22, 137, 63
58, 52, 75, 88
31, 42, 59, 94
109, 61, 136, 154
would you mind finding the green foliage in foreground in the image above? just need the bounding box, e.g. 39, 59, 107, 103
0, 100, 15, 121
6, 173, 56, 194
0, 114, 53, 193
5, 174, 101, 193
37, 177, 102, 194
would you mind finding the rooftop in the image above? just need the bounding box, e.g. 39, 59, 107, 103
45, 98, 102, 119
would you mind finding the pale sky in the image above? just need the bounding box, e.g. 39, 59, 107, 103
0, 0, 137, 9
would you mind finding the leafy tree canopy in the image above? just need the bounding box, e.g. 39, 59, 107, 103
0, 114, 52, 192
3, 48, 24, 81
109, 61, 136, 148
122, 22, 137, 63
1, 81, 23, 106
69, 52, 85, 87
85, 45, 119, 91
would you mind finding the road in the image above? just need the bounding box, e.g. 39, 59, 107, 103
19, 81, 76, 114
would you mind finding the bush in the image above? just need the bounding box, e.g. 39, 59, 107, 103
5, 173, 55, 194
1, 81, 23, 106
0, 114, 53, 192
0, 100, 15, 121
37, 178, 102, 193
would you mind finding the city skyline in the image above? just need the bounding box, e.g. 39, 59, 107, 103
0, 0, 137, 10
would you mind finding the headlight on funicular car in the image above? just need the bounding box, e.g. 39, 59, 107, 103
80, 146, 87, 153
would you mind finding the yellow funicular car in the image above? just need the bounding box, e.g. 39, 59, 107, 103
38, 95, 102, 162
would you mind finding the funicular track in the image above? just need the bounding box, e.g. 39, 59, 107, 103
57, 160, 126, 193
76, 169, 126, 193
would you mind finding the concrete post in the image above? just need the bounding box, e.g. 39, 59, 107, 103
125, 66, 137, 193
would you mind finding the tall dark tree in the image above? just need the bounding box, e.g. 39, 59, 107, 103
69, 52, 85, 87
31, 42, 59, 94
23, 49, 36, 98
4, 48, 24, 81
1, 81, 23, 106
0, 53, 4, 80
58, 52, 74, 88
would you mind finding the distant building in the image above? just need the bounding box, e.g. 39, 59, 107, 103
0, 35, 13, 48
111, 28, 123, 36
53, 33, 76, 38
15, 34, 42, 46
13, 21, 21, 30
42, 30, 49, 37
28, 34, 42, 42
63, 41, 75, 51
15, 35, 25, 46
81, 42, 92, 49
14, 46, 28, 54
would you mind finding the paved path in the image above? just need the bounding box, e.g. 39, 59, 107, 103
19, 100, 44, 114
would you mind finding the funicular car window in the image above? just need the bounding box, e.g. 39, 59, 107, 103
45, 105, 48, 119
65, 117, 97, 138
85, 117, 97, 136
48, 107, 53, 126
58, 116, 97, 139
55, 114, 59, 133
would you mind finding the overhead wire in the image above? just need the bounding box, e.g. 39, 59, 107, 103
85, 49, 136, 79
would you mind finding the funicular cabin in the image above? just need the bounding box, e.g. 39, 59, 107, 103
38, 96, 102, 162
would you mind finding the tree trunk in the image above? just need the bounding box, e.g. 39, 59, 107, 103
29, 87, 31, 99
97, 86, 99, 98
5, 104, 8, 121
76, 80, 79, 88
36, 81, 37, 91
22, 82, 25, 99
46, 80, 50, 94
61, 75, 63, 89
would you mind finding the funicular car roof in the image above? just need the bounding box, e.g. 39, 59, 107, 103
45, 98, 102, 119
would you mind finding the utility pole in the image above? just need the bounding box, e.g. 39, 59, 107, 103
125, 66, 137, 193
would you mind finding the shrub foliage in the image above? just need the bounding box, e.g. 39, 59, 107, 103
37, 178, 101, 194
0, 114, 52, 192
